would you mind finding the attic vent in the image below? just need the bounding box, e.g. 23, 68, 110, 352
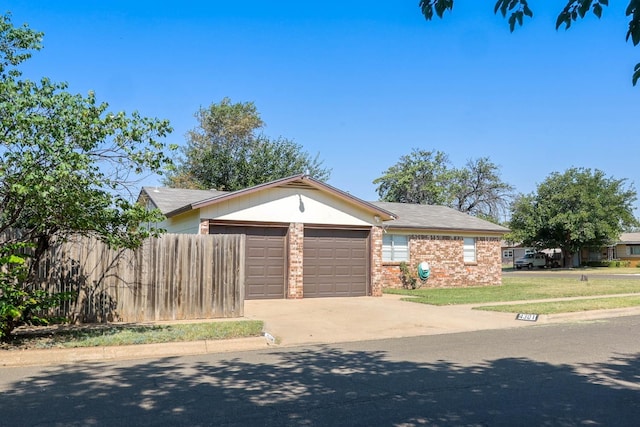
280, 182, 315, 190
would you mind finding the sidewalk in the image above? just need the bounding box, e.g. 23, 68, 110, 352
3, 294, 640, 368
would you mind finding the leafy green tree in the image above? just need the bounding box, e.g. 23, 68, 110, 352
0, 14, 174, 338
418, 0, 640, 85
374, 148, 514, 221
373, 149, 452, 205
1, 14, 173, 250
508, 167, 638, 266
165, 98, 330, 191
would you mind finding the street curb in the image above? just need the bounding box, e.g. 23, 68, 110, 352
1, 337, 268, 368
3, 305, 640, 368
543, 306, 640, 322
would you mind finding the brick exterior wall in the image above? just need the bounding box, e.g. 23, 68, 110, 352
370, 226, 383, 296
382, 235, 502, 289
287, 222, 304, 299
199, 219, 209, 235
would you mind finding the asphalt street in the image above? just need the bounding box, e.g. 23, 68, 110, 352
1, 315, 639, 426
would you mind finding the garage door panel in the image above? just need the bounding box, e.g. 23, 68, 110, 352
266, 248, 284, 258
351, 268, 367, 276
210, 225, 286, 300
334, 266, 352, 275
266, 266, 284, 276
317, 248, 334, 258
351, 248, 366, 258
334, 248, 351, 258
303, 228, 369, 298
247, 265, 266, 274
334, 284, 352, 293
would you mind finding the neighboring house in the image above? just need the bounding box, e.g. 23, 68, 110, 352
561, 232, 640, 266
500, 242, 535, 265
500, 243, 567, 267
598, 232, 640, 267
139, 174, 509, 299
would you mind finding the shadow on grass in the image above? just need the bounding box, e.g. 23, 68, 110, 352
2, 323, 167, 348
3, 321, 263, 349
1, 345, 639, 425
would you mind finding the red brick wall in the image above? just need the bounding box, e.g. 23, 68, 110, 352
370, 226, 383, 296
287, 222, 304, 299
382, 235, 502, 289
199, 219, 209, 235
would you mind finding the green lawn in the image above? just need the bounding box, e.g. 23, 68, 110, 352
4, 320, 265, 350
476, 296, 640, 315
383, 275, 640, 310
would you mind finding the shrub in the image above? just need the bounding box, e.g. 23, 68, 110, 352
582, 261, 608, 267
399, 262, 418, 289
0, 243, 73, 341
582, 260, 630, 268
604, 260, 630, 268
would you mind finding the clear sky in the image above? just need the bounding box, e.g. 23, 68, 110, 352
7, 1, 640, 214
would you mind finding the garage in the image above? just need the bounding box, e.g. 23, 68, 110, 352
209, 225, 287, 300
303, 228, 369, 297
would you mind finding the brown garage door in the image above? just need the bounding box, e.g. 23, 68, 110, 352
210, 225, 286, 300
303, 228, 369, 298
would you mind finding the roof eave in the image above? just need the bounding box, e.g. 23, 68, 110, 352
165, 205, 195, 218
189, 174, 397, 221
138, 188, 159, 210
385, 224, 510, 235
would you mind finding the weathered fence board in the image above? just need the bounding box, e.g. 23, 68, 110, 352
1, 232, 245, 323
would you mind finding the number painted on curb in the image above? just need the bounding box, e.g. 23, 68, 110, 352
515, 313, 539, 322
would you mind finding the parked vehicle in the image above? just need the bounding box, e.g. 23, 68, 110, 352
515, 252, 550, 270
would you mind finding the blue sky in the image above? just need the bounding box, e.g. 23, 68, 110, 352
7, 1, 640, 214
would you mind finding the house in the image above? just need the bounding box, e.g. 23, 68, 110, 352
372, 202, 508, 288
614, 232, 640, 266
500, 243, 566, 267
500, 242, 535, 265
586, 232, 640, 267
139, 174, 509, 299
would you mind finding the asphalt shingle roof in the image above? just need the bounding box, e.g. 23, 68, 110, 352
140, 186, 509, 234
620, 232, 640, 244
371, 201, 509, 233
141, 187, 227, 215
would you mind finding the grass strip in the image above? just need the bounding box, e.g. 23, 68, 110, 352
8, 320, 264, 349
473, 296, 640, 315
384, 276, 640, 305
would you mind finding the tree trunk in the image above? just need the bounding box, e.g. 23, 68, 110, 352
561, 248, 573, 268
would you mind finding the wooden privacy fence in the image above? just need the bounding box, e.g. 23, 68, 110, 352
26, 233, 245, 323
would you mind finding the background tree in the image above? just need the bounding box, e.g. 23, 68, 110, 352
0, 14, 174, 339
418, 0, 640, 85
165, 98, 330, 191
373, 149, 453, 205
508, 167, 638, 266
373, 148, 514, 222
449, 157, 515, 221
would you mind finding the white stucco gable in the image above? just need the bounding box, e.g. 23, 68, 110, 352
199, 186, 378, 226
141, 174, 396, 234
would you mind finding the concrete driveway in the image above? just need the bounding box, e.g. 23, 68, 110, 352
244, 294, 529, 346
244, 294, 640, 347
